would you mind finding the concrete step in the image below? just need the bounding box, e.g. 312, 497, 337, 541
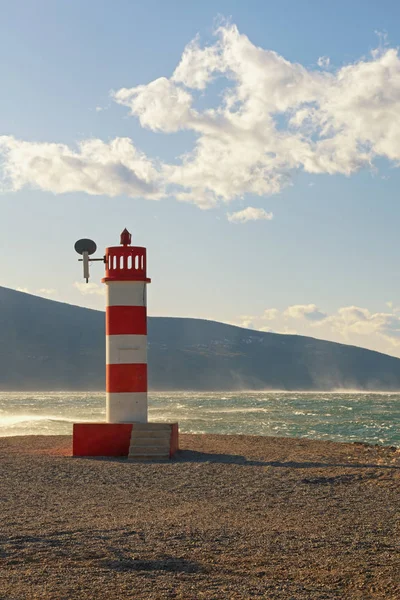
130, 438, 170, 448
131, 423, 172, 431
129, 454, 170, 461
128, 422, 175, 460
129, 445, 170, 454
129, 448, 169, 456
131, 431, 171, 440
129, 448, 170, 457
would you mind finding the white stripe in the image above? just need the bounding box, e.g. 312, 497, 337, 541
106, 334, 147, 365
106, 392, 148, 423
106, 281, 147, 307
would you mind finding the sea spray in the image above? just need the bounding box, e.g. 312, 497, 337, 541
0, 391, 399, 446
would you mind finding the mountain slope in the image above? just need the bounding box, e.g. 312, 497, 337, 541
1, 286, 400, 390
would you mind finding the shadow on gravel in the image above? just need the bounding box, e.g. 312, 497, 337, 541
2, 531, 206, 576
104, 556, 204, 573
173, 449, 400, 470
81, 450, 399, 470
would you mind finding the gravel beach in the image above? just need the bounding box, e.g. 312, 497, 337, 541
0, 433, 399, 599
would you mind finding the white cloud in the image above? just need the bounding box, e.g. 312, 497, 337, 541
73, 282, 105, 296
172, 35, 224, 90
241, 319, 255, 329
227, 207, 273, 223
324, 306, 400, 342
284, 304, 328, 322
16, 287, 56, 298
336, 306, 370, 324
317, 56, 330, 67
37, 288, 56, 297
262, 308, 279, 321
235, 315, 256, 329
259, 326, 274, 332
1, 22, 400, 211
0, 136, 162, 199
113, 78, 193, 133
234, 302, 400, 355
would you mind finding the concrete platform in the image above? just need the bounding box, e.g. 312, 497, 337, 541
73, 422, 179, 458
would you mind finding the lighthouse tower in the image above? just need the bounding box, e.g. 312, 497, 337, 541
103, 228, 150, 424
72, 228, 179, 458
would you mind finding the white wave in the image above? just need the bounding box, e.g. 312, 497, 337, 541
201, 407, 271, 414
0, 392, 398, 446
0, 414, 83, 426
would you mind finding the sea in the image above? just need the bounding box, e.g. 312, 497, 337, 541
0, 391, 399, 446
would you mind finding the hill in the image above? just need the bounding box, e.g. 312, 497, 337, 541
1, 286, 400, 390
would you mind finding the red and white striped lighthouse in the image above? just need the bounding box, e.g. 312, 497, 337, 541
73, 228, 178, 458
102, 228, 151, 424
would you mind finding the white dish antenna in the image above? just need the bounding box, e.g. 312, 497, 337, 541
74, 239, 98, 282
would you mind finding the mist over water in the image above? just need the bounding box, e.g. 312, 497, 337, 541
0, 391, 399, 446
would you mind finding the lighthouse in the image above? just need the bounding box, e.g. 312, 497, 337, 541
103, 228, 150, 424
72, 229, 179, 458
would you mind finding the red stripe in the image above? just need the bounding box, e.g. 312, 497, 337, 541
106, 363, 148, 393
106, 306, 147, 335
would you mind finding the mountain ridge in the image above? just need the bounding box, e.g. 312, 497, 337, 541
1, 285, 400, 391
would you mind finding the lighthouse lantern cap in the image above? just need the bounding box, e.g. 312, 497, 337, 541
120, 228, 132, 246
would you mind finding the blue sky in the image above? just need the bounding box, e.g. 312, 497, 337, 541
1, 0, 400, 356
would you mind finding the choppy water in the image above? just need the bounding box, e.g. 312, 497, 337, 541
0, 391, 399, 446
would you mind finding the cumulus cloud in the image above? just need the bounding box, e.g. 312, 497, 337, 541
284, 304, 328, 322
238, 302, 400, 355
227, 207, 273, 223
73, 282, 105, 296
238, 316, 255, 329
0, 136, 162, 199
1, 22, 400, 211
113, 78, 193, 132
262, 308, 279, 321
324, 306, 400, 341
172, 35, 225, 90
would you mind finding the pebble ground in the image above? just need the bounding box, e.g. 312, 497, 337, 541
0, 434, 399, 599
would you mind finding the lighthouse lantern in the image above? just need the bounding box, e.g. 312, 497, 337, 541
120, 228, 132, 246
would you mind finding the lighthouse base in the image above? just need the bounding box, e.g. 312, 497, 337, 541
73, 422, 179, 458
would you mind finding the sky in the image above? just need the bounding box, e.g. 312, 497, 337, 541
1, 0, 400, 357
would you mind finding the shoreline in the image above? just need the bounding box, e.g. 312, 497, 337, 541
1, 434, 399, 599
2, 388, 400, 393
0, 433, 398, 454
0, 432, 399, 452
